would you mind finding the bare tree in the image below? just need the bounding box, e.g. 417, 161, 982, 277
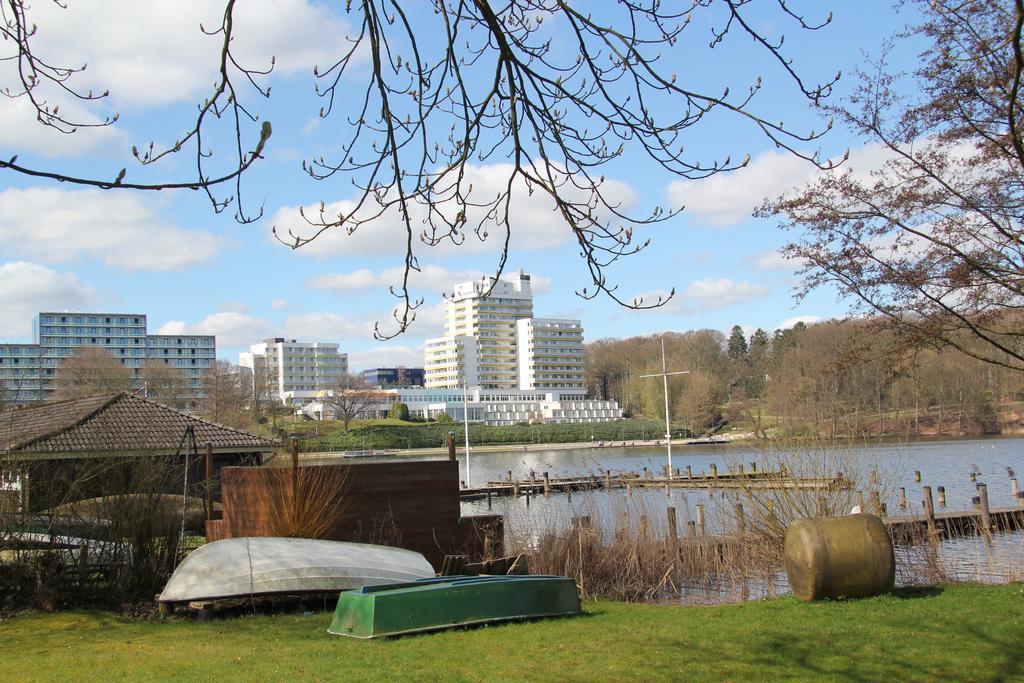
138, 360, 194, 409
324, 374, 382, 433
3, 1, 841, 336
198, 360, 249, 428
54, 348, 133, 400
760, 1, 1024, 371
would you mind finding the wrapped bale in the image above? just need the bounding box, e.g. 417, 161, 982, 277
784, 513, 895, 602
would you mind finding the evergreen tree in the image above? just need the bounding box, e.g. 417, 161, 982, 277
727, 325, 749, 359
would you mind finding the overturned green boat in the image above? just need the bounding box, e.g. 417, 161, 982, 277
328, 575, 581, 638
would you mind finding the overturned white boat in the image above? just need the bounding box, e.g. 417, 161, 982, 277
158, 537, 435, 603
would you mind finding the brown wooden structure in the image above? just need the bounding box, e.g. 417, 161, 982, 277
207, 459, 502, 570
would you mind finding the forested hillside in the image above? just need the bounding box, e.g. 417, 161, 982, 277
586, 320, 1024, 439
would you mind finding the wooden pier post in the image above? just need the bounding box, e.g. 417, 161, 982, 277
696, 504, 706, 535
447, 432, 456, 461
1012, 478, 1019, 497
513, 481, 520, 496
914, 470, 921, 483
869, 491, 883, 516
898, 487, 907, 508
543, 472, 550, 497
643, 466, 649, 480
507, 470, 513, 483
605, 472, 611, 491
937, 486, 946, 508
487, 491, 492, 511
750, 462, 757, 474
735, 503, 745, 535
710, 464, 718, 479
687, 520, 697, 537
686, 465, 692, 479
922, 485, 937, 540
666, 507, 679, 552
204, 442, 213, 521
738, 464, 745, 475
663, 464, 670, 478
525, 488, 531, 507
978, 483, 992, 535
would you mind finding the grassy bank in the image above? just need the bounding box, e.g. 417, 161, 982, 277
3, 584, 1021, 681
285, 417, 672, 451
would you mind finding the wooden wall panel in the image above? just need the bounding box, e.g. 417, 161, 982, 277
215, 461, 501, 569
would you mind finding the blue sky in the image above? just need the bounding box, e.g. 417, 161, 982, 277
0, 1, 923, 370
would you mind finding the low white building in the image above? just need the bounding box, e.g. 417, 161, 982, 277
301, 386, 622, 426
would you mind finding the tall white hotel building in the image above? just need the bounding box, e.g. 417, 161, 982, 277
425, 272, 587, 395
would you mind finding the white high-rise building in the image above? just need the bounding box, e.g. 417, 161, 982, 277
423, 335, 479, 389
239, 337, 347, 406
426, 272, 534, 389
516, 318, 586, 392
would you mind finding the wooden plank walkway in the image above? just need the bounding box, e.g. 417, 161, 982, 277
459, 469, 851, 500
886, 506, 1024, 541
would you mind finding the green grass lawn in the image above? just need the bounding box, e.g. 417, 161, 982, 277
3, 584, 1022, 681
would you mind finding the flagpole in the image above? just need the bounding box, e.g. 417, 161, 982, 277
639, 338, 689, 481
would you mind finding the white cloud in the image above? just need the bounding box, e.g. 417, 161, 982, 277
667, 143, 901, 228
0, 188, 225, 271
778, 315, 821, 330
0, 94, 127, 158
347, 345, 425, 373
0, 262, 96, 338
628, 279, 769, 314
268, 163, 637, 258
271, 299, 289, 311
284, 301, 449, 343
15, 0, 355, 109
218, 301, 250, 314
667, 150, 814, 227
684, 278, 769, 310
307, 265, 552, 300
753, 250, 803, 272
156, 312, 271, 347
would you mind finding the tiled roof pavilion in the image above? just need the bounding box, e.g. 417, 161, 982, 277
0, 392, 280, 460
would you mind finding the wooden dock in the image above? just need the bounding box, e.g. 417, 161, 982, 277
459, 468, 850, 500
886, 506, 1024, 541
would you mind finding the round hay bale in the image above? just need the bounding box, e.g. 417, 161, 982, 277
784, 513, 895, 602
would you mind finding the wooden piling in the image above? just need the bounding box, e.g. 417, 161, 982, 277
738, 464, 745, 475
1012, 478, 1019, 497
687, 520, 697, 537
710, 464, 718, 479
914, 470, 921, 483
663, 464, 670, 478
666, 506, 679, 551
204, 442, 213, 521
447, 432, 456, 461
735, 503, 745, 535
937, 486, 946, 507
750, 462, 757, 474
487, 491, 492, 511
643, 466, 649, 480
696, 503, 706, 535
543, 472, 550, 497
507, 470, 513, 483
686, 465, 692, 479
898, 487, 907, 508
605, 472, 611, 491
978, 483, 992, 535
923, 485, 937, 539
869, 491, 883, 516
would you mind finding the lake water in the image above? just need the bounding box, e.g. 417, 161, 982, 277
351, 435, 1024, 597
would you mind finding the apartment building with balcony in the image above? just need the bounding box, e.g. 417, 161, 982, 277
239, 338, 348, 406
516, 318, 586, 392
0, 312, 214, 404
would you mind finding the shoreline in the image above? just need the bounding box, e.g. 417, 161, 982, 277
296, 434, 754, 461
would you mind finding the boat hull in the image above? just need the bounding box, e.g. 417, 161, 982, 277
159, 537, 435, 603
328, 575, 581, 638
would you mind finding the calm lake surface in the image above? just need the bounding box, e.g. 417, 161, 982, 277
355, 435, 1024, 599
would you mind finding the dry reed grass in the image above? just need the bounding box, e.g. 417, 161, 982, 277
256, 462, 349, 539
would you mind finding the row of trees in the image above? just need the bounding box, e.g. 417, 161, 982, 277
587, 317, 1024, 438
